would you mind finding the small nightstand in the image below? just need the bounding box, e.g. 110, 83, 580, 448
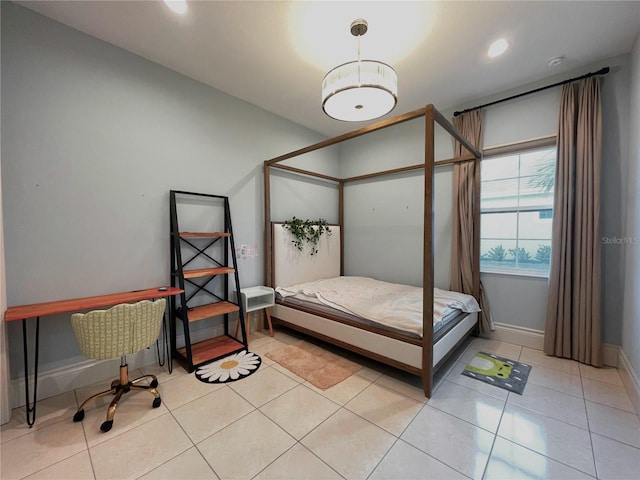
234, 286, 275, 341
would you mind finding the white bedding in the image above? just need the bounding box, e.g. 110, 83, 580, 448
276, 276, 480, 337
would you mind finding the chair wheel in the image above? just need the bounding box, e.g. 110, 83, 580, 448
150, 379, 158, 388
100, 420, 113, 432
73, 410, 85, 422
152, 397, 161, 408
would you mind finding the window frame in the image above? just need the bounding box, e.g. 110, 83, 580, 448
480, 136, 557, 278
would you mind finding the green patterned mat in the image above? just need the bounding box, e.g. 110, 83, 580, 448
462, 352, 531, 394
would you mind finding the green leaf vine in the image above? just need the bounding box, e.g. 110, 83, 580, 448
282, 217, 332, 256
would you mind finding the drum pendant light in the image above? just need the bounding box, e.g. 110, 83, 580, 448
321, 19, 398, 122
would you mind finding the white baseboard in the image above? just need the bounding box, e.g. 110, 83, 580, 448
617, 349, 640, 415
10, 347, 160, 410
10, 323, 228, 409
488, 323, 619, 367
602, 344, 620, 368
488, 323, 545, 350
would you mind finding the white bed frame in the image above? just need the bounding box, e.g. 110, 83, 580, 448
270, 224, 477, 396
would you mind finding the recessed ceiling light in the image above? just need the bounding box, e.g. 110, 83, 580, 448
164, 0, 187, 15
488, 38, 510, 58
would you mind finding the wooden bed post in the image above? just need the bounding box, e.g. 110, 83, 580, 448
339, 181, 344, 276
422, 105, 435, 397
473, 157, 481, 300
264, 161, 272, 287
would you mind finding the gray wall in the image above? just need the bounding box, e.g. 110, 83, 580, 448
600, 57, 632, 346
0, 1, 11, 423
339, 117, 454, 288
270, 145, 341, 225
622, 33, 640, 377
1, 3, 336, 376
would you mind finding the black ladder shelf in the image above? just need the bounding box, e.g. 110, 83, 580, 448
169, 190, 247, 371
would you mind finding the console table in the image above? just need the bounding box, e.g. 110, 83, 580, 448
4, 286, 183, 427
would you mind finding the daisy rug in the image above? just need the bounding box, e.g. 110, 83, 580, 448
265, 341, 362, 390
195, 350, 262, 384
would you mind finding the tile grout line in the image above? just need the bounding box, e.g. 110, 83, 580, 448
146, 372, 234, 478
164, 390, 201, 458
580, 366, 601, 479
248, 377, 357, 479
247, 350, 426, 479
250, 440, 346, 480
76, 386, 100, 480
366, 396, 475, 480
480, 390, 510, 480
494, 366, 597, 478
291, 366, 429, 478
493, 428, 602, 478
504, 345, 602, 477
364, 435, 403, 480
173, 379, 293, 480
295, 405, 366, 479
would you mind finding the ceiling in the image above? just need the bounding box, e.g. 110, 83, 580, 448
16, 1, 640, 138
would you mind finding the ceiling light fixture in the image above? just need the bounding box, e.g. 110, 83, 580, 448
322, 19, 398, 122
163, 0, 187, 15
487, 38, 510, 58
547, 56, 564, 67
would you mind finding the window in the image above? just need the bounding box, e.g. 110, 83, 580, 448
480, 145, 556, 276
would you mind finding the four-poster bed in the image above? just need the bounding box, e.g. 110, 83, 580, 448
263, 105, 482, 397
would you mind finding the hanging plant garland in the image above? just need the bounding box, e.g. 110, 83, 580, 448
282, 217, 332, 255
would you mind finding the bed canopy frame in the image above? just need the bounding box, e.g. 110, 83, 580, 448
263, 104, 481, 396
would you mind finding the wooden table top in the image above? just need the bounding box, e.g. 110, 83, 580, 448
4, 286, 183, 321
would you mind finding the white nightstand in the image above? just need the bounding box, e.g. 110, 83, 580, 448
234, 286, 275, 341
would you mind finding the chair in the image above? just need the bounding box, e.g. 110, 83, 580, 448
70, 298, 167, 432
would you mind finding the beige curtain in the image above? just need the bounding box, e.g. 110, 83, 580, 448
544, 77, 602, 366
451, 111, 494, 333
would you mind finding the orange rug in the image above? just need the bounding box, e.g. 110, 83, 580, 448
265, 341, 362, 390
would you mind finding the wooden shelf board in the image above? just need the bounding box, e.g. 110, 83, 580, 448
183, 267, 235, 279
177, 335, 245, 366
179, 232, 230, 238
186, 301, 239, 322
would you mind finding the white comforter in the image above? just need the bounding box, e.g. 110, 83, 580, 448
276, 276, 480, 337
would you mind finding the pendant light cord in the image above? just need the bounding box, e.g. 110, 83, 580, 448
357, 33, 361, 86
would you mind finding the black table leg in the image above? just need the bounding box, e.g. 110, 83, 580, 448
22, 317, 39, 427
154, 301, 172, 374
165, 308, 172, 373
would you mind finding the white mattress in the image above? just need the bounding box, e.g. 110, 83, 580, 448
276, 276, 480, 337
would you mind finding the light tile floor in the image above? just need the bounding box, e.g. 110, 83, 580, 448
2, 329, 639, 479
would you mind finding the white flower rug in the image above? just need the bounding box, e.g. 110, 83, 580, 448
194, 350, 262, 384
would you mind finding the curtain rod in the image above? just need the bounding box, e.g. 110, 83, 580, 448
453, 66, 610, 117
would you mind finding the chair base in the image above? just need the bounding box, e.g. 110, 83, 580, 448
73, 363, 161, 432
